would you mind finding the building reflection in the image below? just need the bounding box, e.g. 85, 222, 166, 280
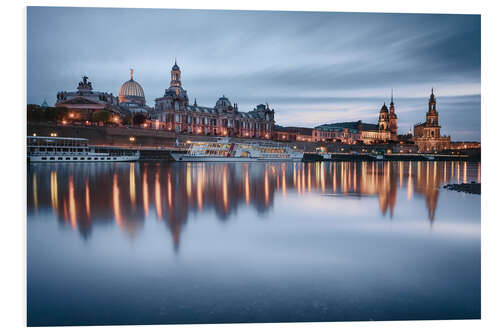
27, 161, 480, 248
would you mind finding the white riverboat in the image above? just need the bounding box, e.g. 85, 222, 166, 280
27, 136, 140, 163
171, 138, 303, 162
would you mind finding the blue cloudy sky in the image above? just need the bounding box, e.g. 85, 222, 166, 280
27, 7, 480, 140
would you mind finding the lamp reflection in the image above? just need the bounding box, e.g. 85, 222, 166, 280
129, 163, 136, 209
113, 172, 123, 228
143, 167, 149, 217
50, 170, 58, 212
155, 168, 162, 220
32, 173, 38, 212
28, 161, 481, 250
68, 175, 77, 230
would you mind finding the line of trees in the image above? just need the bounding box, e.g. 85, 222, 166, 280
27, 104, 70, 123
28, 104, 148, 127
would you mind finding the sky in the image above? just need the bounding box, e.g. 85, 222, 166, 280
27, 7, 481, 141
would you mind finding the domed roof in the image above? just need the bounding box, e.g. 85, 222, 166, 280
119, 69, 145, 98
119, 79, 144, 98
172, 60, 180, 71
429, 88, 436, 102
215, 95, 231, 108
380, 102, 388, 112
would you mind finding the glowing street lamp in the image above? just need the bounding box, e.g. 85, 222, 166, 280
129, 136, 136, 142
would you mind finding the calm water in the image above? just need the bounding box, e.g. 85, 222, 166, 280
27, 161, 481, 326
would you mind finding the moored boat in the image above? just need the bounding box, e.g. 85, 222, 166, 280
170, 138, 303, 162
27, 136, 140, 162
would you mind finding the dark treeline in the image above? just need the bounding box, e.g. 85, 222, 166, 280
27, 104, 69, 123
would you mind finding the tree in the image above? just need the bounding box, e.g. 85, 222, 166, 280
27, 105, 69, 123
133, 113, 146, 126
90, 110, 112, 123
27, 104, 43, 122
121, 114, 132, 126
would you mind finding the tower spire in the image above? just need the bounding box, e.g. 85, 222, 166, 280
130, 68, 134, 80
391, 88, 393, 104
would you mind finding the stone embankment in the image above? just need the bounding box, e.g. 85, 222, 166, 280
443, 182, 481, 194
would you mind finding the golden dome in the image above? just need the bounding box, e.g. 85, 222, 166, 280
118, 69, 146, 105
119, 80, 144, 98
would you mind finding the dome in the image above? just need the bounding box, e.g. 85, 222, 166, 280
380, 103, 388, 112
429, 88, 436, 102
119, 79, 145, 98
172, 60, 180, 71
118, 69, 146, 105
215, 95, 231, 109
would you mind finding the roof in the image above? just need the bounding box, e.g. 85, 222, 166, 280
274, 125, 313, 135
119, 79, 145, 98
182, 104, 269, 120
315, 121, 379, 132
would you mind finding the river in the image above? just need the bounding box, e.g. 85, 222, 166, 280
27, 161, 481, 326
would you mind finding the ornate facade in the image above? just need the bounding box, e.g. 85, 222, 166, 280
313, 93, 397, 144
152, 62, 275, 138
56, 76, 122, 121
377, 91, 398, 140
413, 89, 451, 152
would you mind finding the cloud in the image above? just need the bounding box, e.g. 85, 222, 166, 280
27, 7, 481, 140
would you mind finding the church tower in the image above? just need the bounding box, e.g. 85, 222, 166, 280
388, 89, 398, 140
378, 102, 389, 130
426, 88, 439, 127
170, 60, 182, 88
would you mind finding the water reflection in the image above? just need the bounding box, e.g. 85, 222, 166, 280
27, 161, 480, 248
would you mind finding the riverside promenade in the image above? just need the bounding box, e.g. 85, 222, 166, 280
27, 122, 480, 162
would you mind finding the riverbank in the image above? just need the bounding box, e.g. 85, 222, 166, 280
28, 122, 480, 162
443, 182, 481, 194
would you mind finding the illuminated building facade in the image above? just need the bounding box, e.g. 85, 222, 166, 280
313, 121, 391, 144
313, 93, 397, 144
56, 76, 122, 120
413, 89, 451, 152
152, 61, 275, 138
273, 126, 314, 142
